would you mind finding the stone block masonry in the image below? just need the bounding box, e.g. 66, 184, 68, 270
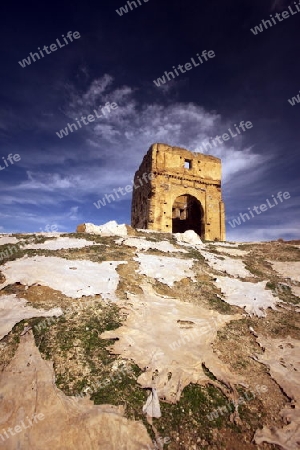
131, 143, 225, 241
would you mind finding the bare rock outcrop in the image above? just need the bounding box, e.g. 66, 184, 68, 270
174, 229, 204, 246
0, 294, 62, 340
253, 336, 300, 450
77, 220, 128, 237
101, 283, 242, 403
1, 256, 127, 300
0, 331, 153, 450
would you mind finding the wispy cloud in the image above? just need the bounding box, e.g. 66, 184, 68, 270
0, 74, 281, 234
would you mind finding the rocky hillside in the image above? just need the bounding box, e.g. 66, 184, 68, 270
0, 226, 299, 450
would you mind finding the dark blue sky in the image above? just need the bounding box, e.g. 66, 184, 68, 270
0, 0, 299, 240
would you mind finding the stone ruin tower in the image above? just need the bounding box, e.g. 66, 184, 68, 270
131, 143, 226, 241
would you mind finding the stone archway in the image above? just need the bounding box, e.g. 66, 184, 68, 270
172, 194, 204, 238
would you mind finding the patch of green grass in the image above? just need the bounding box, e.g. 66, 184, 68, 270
0, 243, 24, 265
152, 383, 241, 448
143, 236, 161, 242
208, 295, 234, 314
235, 387, 267, 427
184, 248, 205, 261
243, 263, 265, 278
32, 302, 125, 391
237, 244, 253, 250
216, 318, 250, 342
231, 358, 249, 370
217, 330, 228, 341
91, 363, 145, 413
270, 315, 300, 336
62, 233, 118, 246
0, 320, 28, 369
266, 281, 277, 291
266, 281, 300, 305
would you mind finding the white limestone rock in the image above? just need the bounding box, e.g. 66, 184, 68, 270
201, 250, 252, 278
174, 230, 204, 246
254, 336, 300, 450
0, 294, 62, 340
0, 236, 20, 246
0, 256, 127, 300
134, 253, 196, 286
24, 236, 101, 250
215, 276, 280, 317
77, 221, 127, 237
101, 283, 242, 403
116, 237, 187, 253
0, 331, 153, 449
268, 260, 300, 283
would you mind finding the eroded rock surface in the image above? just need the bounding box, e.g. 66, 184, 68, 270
134, 253, 196, 286
77, 220, 128, 237
116, 237, 187, 253
215, 277, 280, 317
23, 236, 101, 250
254, 336, 300, 450
0, 331, 152, 450
0, 294, 62, 340
174, 230, 204, 247
269, 260, 300, 283
1, 233, 299, 449
201, 250, 252, 278
101, 284, 242, 403
0, 256, 127, 300
214, 247, 249, 257
292, 285, 300, 298
0, 236, 20, 246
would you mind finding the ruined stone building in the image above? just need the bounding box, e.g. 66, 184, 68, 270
131, 143, 226, 241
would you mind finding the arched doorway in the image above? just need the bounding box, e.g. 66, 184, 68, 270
172, 194, 204, 237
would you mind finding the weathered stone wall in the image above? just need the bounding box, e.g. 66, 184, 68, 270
130, 152, 153, 229
131, 143, 226, 241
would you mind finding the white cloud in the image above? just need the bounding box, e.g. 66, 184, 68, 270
0, 74, 272, 233
4, 83, 266, 205
20, 171, 75, 191
69, 206, 79, 220
227, 226, 300, 242
51, 76, 266, 192
82, 74, 113, 107
93, 123, 121, 141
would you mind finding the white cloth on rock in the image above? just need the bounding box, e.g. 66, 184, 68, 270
142, 388, 161, 418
